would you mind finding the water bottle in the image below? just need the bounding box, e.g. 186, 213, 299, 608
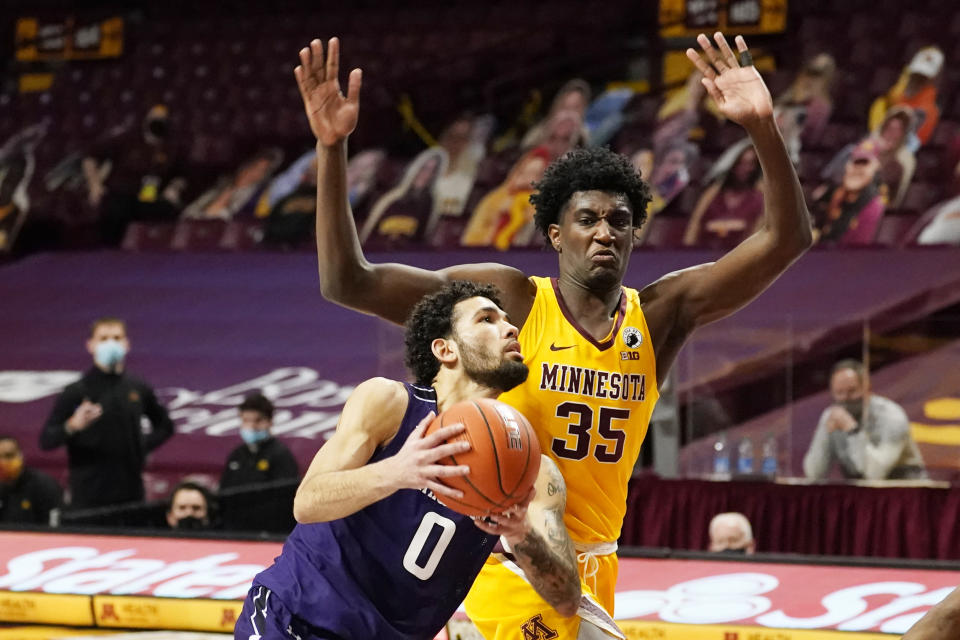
712, 434, 730, 476
737, 437, 754, 474
761, 434, 778, 478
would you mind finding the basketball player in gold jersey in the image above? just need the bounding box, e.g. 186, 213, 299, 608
295, 32, 812, 639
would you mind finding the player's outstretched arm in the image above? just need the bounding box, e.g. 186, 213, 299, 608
295, 38, 535, 327
292, 378, 470, 523
902, 585, 960, 640
642, 33, 812, 354
475, 456, 581, 617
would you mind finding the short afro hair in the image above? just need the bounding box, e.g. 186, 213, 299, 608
530, 147, 651, 244
404, 281, 503, 386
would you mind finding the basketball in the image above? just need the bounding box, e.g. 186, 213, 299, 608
425, 398, 541, 517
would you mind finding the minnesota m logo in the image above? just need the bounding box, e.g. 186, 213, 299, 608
521, 613, 558, 640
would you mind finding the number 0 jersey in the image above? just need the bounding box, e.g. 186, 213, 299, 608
498, 276, 659, 544
251, 383, 496, 640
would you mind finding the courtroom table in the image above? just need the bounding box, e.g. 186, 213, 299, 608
622, 475, 960, 560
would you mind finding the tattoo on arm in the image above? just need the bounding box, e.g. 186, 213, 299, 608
511, 465, 579, 611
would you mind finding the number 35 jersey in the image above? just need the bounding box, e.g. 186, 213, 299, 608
499, 276, 659, 544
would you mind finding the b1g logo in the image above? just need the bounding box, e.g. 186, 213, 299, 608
504, 424, 522, 450
622, 326, 642, 349
494, 405, 524, 450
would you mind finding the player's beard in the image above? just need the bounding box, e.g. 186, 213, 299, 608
458, 340, 529, 393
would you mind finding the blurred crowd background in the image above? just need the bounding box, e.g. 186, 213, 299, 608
2, 0, 960, 257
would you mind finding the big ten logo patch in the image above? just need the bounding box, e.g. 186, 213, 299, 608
494, 404, 524, 450
620, 351, 640, 360
622, 326, 642, 349
505, 424, 522, 450
520, 613, 558, 640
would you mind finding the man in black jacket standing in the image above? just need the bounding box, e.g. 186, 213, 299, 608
40, 317, 173, 509
219, 392, 298, 491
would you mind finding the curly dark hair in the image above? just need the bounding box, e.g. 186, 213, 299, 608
404, 281, 502, 386
530, 147, 652, 244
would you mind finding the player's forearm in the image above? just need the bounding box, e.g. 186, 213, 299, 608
508, 458, 580, 616
903, 585, 960, 640
863, 441, 903, 480
802, 423, 831, 479
293, 459, 397, 523
831, 430, 866, 478
745, 118, 813, 256
315, 139, 373, 304
510, 525, 581, 617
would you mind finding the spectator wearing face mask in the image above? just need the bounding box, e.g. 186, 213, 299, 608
40, 317, 174, 509
803, 360, 926, 481
0, 435, 62, 524
166, 480, 215, 531
219, 393, 298, 492
708, 512, 755, 555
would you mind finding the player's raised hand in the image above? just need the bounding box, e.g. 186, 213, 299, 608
686, 33, 773, 127
387, 412, 471, 499
294, 37, 362, 147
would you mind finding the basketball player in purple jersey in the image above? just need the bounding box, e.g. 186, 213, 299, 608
235, 281, 583, 640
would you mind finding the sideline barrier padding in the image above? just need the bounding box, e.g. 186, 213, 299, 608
618, 621, 892, 639
91, 595, 242, 632
2, 531, 958, 636
0, 591, 241, 633
0, 628, 123, 639
0, 591, 92, 626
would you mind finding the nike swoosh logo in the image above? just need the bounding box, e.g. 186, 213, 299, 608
549, 343, 575, 351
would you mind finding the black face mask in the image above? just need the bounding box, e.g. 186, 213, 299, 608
147, 117, 169, 139
719, 547, 748, 555
175, 515, 208, 530
839, 399, 864, 420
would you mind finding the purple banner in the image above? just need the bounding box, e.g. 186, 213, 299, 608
2, 248, 960, 495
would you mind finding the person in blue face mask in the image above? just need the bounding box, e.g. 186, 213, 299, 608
40, 317, 174, 509
219, 392, 299, 494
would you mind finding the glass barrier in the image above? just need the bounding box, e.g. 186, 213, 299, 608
661, 313, 960, 483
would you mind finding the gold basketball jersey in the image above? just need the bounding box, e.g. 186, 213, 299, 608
499, 276, 659, 544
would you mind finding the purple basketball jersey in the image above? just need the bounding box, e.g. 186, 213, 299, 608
251, 383, 496, 639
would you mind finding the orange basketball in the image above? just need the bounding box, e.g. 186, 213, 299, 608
425, 398, 541, 517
